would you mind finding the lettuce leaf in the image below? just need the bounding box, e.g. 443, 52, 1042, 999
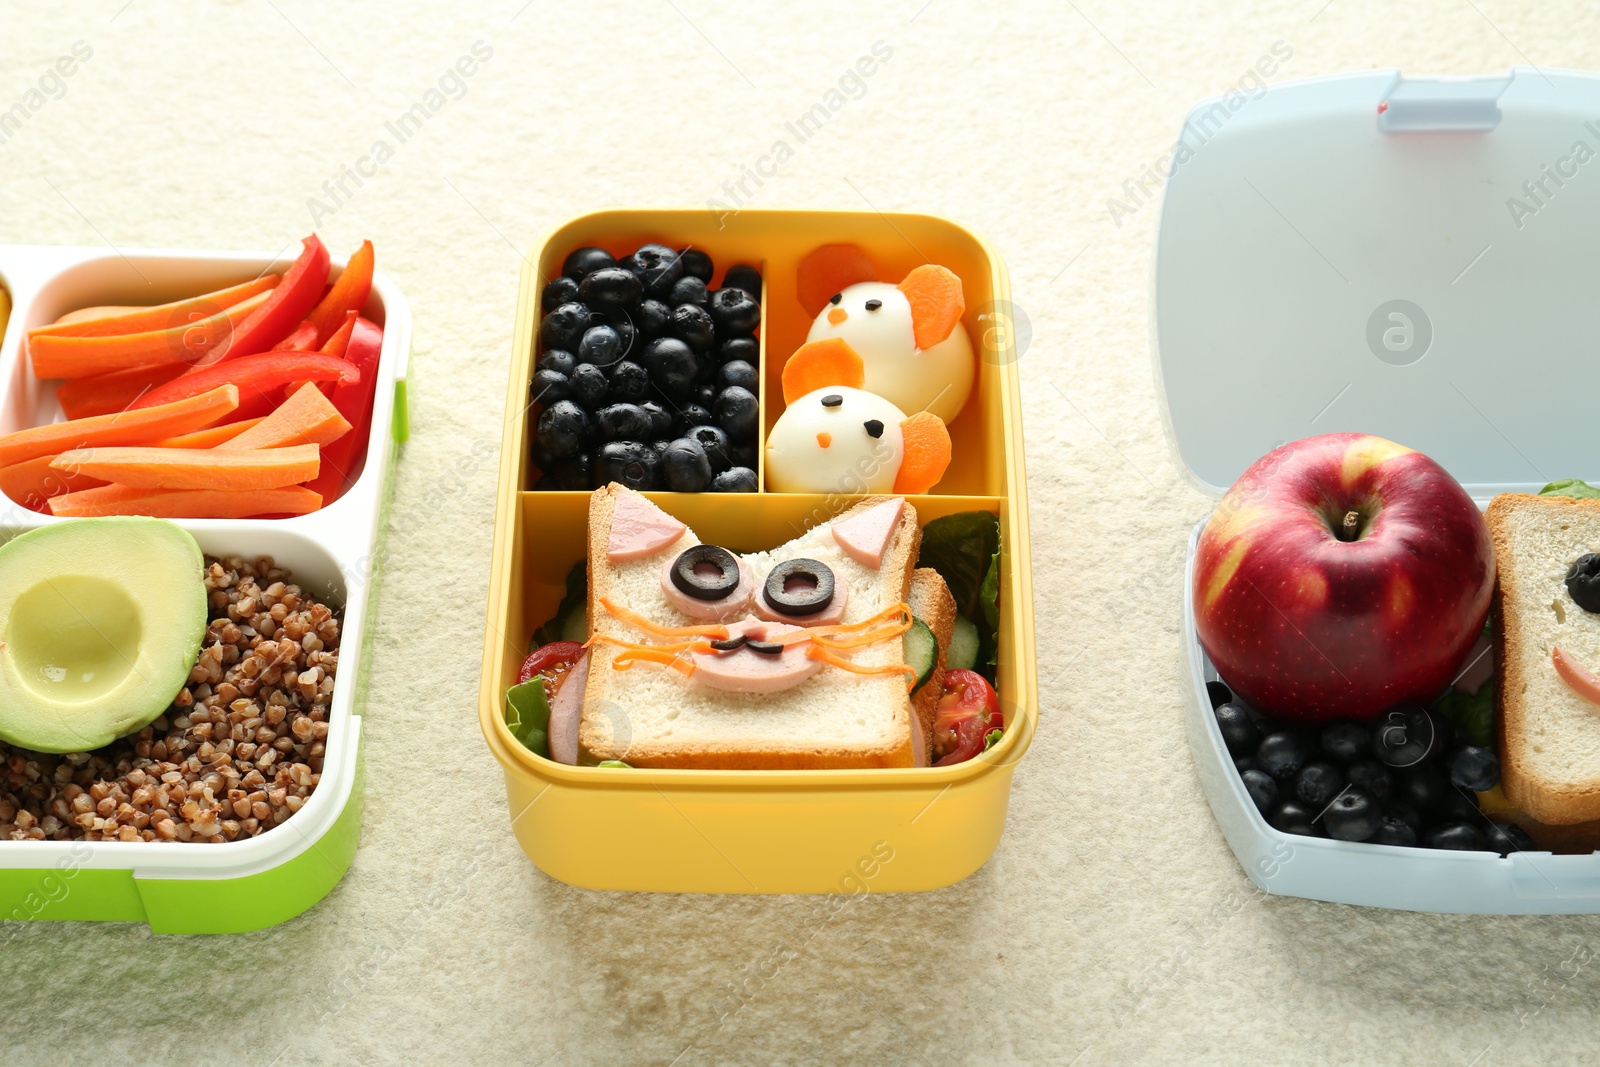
1540, 479, 1600, 500
505, 677, 552, 758
918, 511, 1001, 681
1433, 683, 1494, 749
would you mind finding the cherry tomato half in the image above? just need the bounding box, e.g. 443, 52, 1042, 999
932, 669, 1002, 767
519, 641, 585, 688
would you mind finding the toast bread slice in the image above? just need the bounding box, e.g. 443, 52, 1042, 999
581, 485, 922, 769
1489, 493, 1600, 824
908, 567, 957, 766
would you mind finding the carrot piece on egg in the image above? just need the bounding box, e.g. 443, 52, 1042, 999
897, 264, 965, 350
796, 243, 876, 318
780, 338, 864, 404
892, 411, 952, 495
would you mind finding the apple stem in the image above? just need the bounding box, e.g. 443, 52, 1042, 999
1338, 510, 1362, 542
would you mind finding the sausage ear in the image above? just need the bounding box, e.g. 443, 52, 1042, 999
781, 337, 865, 404
892, 411, 952, 494
897, 265, 965, 350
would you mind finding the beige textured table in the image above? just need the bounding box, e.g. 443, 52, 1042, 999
4, 2, 1599, 1063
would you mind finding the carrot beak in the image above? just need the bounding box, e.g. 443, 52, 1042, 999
827, 307, 848, 326
816, 431, 832, 449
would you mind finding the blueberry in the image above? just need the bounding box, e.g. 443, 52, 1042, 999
674, 403, 713, 436
1346, 760, 1393, 803
578, 324, 625, 368
1438, 783, 1482, 823
608, 361, 650, 403
569, 363, 609, 409
596, 439, 660, 491
1206, 680, 1233, 710
1214, 702, 1260, 757
662, 437, 713, 492
627, 243, 683, 299
536, 453, 591, 491
679, 248, 714, 283
578, 267, 642, 312
536, 400, 589, 459
1319, 721, 1368, 762
1323, 789, 1381, 842
600, 309, 637, 359
718, 359, 758, 393
1234, 755, 1255, 776
722, 263, 762, 300
541, 302, 592, 352
709, 466, 757, 493
1241, 768, 1277, 813
1371, 817, 1419, 847
715, 386, 759, 442
1295, 761, 1346, 807
639, 400, 673, 439
562, 246, 615, 280
1384, 800, 1423, 835
695, 383, 718, 409
1256, 732, 1313, 781
636, 299, 672, 339
532, 369, 570, 404
643, 337, 699, 398
1270, 800, 1321, 837
1397, 765, 1451, 812
669, 275, 709, 307
695, 355, 719, 385
719, 337, 759, 366
670, 304, 716, 351
1423, 822, 1485, 851
729, 443, 757, 471
1449, 745, 1500, 792
708, 286, 761, 335
1370, 703, 1437, 768
538, 349, 577, 377
597, 403, 653, 442
686, 425, 732, 473
1484, 822, 1537, 856
1242, 704, 1279, 735
542, 276, 580, 313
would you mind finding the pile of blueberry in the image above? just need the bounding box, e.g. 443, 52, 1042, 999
1209, 681, 1535, 854
532, 243, 763, 493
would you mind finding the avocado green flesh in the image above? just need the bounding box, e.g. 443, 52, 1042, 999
0, 518, 207, 754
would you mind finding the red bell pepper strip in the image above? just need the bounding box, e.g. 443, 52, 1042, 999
304, 240, 374, 346
187, 234, 330, 370
132, 351, 359, 412
304, 315, 382, 504
280, 321, 319, 351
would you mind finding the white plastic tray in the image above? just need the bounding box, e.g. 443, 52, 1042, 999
0, 244, 409, 889
1157, 67, 1600, 912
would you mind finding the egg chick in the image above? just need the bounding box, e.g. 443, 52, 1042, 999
804, 266, 975, 424
766, 337, 953, 495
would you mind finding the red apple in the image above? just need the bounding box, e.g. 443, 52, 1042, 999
1194, 433, 1493, 722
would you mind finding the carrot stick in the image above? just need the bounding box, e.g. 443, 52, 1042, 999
48, 484, 322, 519
154, 417, 264, 449
56, 364, 186, 420
29, 276, 280, 339
0, 454, 107, 511
0, 385, 239, 466
220, 382, 350, 450
52, 443, 320, 491
29, 290, 272, 379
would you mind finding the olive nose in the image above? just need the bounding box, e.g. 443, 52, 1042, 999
827, 307, 848, 325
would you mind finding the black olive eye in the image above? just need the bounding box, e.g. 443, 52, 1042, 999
762, 558, 836, 616
829, 293, 842, 305
864, 299, 882, 311
863, 419, 884, 439
1567, 553, 1600, 613
671, 544, 742, 601
820, 393, 843, 408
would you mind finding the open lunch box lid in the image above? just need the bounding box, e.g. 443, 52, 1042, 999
1154, 66, 1600, 499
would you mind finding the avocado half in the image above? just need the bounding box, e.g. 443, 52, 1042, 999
0, 517, 207, 753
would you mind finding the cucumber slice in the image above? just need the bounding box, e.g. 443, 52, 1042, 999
947, 615, 979, 671
905, 617, 938, 693
559, 606, 587, 643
